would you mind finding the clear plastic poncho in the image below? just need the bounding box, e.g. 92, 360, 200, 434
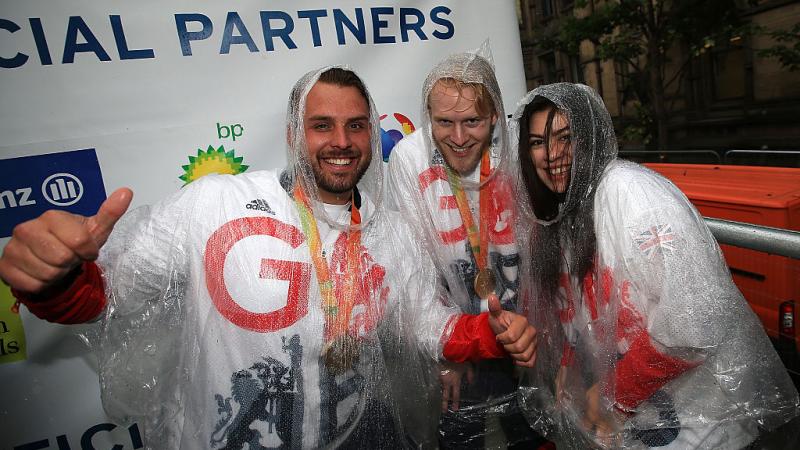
510, 82, 800, 449
93, 66, 459, 449
386, 48, 543, 448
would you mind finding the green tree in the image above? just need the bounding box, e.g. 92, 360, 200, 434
538, 0, 748, 150
757, 23, 800, 72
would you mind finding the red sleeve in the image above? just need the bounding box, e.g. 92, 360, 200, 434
12, 261, 107, 324
442, 312, 507, 363
560, 342, 575, 367
614, 330, 700, 410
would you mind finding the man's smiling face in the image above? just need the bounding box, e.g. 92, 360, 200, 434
428, 80, 497, 176
303, 81, 372, 204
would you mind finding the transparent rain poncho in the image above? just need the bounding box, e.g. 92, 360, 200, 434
510, 83, 800, 449
92, 66, 459, 449
386, 47, 541, 447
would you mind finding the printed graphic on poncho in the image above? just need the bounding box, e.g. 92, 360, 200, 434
431, 148, 446, 166
205, 216, 389, 335
318, 358, 367, 446
634, 224, 676, 259
417, 155, 520, 312
631, 390, 680, 447
449, 244, 520, 313
329, 231, 389, 337
180, 145, 249, 185
211, 334, 304, 449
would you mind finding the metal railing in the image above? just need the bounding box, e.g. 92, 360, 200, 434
705, 217, 800, 260
619, 149, 800, 167
704, 217, 800, 382
619, 150, 721, 164
724, 150, 800, 168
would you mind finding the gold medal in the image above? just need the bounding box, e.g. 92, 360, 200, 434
295, 185, 363, 377
474, 268, 497, 299
321, 334, 360, 376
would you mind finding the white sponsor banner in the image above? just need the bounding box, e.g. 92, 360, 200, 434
0, 1, 525, 447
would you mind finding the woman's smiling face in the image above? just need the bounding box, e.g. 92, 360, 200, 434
528, 107, 573, 193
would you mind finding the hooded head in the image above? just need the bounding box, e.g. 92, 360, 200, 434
510, 83, 618, 300
419, 45, 510, 188
286, 66, 384, 229
511, 83, 618, 226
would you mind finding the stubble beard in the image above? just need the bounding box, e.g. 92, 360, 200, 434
312, 151, 372, 196
443, 147, 483, 176
437, 126, 494, 176
439, 138, 491, 176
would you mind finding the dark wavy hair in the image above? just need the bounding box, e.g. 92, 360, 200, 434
517, 96, 597, 302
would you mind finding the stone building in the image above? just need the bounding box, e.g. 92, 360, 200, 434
517, 0, 800, 158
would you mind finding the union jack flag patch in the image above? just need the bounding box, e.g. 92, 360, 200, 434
634, 224, 676, 258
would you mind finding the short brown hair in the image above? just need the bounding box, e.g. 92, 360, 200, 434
288, 67, 370, 132
317, 67, 370, 105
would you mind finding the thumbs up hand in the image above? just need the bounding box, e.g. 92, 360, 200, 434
487, 293, 538, 367
0, 188, 133, 294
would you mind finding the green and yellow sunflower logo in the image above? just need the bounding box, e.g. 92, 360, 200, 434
179, 145, 249, 185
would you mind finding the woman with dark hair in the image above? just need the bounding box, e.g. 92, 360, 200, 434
510, 83, 799, 449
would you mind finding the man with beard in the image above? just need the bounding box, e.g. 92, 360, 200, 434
387, 52, 548, 449
0, 67, 537, 449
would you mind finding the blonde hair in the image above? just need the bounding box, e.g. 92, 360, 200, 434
429, 78, 496, 118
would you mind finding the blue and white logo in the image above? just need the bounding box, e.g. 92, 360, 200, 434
0, 149, 106, 238
42, 173, 84, 206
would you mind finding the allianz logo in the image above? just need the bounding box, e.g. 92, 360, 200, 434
0, 172, 84, 209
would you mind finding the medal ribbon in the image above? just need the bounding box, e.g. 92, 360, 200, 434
293, 184, 361, 342
445, 150, 492, 270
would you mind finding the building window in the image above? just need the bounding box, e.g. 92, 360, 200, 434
569, 56, 585, 83
712, 42, 746, 101
539, 0, 555, 18
540, 52, 558, 83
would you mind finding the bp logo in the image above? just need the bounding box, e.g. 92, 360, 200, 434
179, 145, 249, 185
379, 113, 415, 162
